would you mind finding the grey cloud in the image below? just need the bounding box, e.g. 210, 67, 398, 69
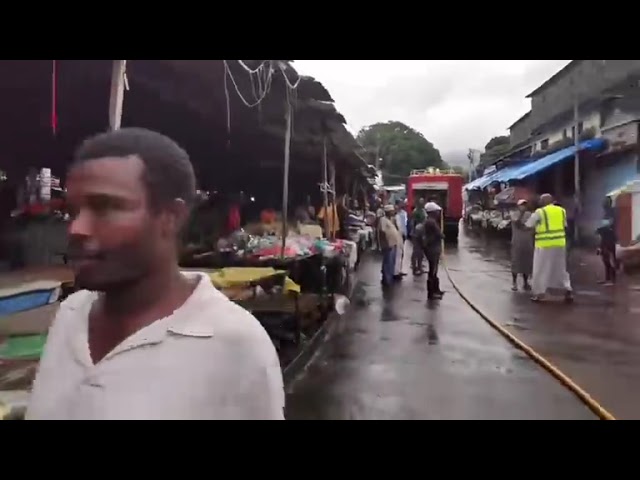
295, 60, 573, 152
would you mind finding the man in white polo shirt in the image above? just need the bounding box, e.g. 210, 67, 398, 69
26, 128, 284, 420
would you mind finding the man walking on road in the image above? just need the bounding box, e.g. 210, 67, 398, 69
411, 198, 427, 275
393, 200, 408, 280
510, 199, 534, 291
379, 204, 401, 287
423, 202, 444, 299
525, 193, 573, 303
597, 196, 618, 286
27, 128, 284, 420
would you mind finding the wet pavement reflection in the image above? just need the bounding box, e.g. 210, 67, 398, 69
448, 226, 640, 420
285, 234, 595, 420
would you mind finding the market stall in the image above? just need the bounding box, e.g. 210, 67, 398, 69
0, 60, 374, 419
0, 269, 75, 419
183, 230, 356, 294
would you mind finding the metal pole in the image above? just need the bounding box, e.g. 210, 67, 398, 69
322, 136, 330, 238
281, 99, 292, 258
108, 60, 127, 130
573, 98, 580, 241
374, 132, 382, 171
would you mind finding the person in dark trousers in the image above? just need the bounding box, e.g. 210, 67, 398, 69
422, 203, 444, 299
411, 198, 427, 275
378, 204, 401, 287
510, 199, 534, 291
597, 196, 618, 286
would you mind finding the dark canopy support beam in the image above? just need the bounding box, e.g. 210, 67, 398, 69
109, 60, 127, 131
281, 98, 293, 258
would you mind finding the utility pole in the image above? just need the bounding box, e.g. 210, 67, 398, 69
280, 99, 292, 258
467, 149, 479, 181
322, 135, 329, 237
573, 97, 580, 242
374, 139, 381, 170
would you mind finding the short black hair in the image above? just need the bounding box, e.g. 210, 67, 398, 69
72, 127, 196, 210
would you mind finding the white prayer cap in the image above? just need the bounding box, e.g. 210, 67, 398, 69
425, 202, 442, 213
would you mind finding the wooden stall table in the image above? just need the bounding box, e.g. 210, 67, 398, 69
0, 266, 73, 290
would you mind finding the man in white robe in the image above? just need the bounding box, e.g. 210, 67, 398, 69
393, 200, 408, 278
525, 193, 573, 303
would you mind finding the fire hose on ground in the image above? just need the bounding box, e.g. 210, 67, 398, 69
439, 212, 615, 420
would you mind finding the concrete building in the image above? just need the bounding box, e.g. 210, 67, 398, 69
474, 60, 640, 243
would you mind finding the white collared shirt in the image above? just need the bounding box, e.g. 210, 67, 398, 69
26, 272, 285, 420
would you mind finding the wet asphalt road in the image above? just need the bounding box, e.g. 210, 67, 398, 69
448, 227, 640, 420
286, 232, 596, 420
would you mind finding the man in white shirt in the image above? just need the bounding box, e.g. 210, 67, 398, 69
26, 128, 284, 420
393, 200, 408, 278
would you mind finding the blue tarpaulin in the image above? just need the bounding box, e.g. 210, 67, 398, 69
504, 138, 606, 182
464, 162, 531, 191
463, 138, 606, 190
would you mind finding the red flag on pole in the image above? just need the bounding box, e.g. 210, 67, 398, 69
51, 60, 57, 135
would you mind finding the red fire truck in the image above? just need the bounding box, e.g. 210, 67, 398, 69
406, 169, 464, 242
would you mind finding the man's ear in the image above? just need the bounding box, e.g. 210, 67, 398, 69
162, 198, 190, 237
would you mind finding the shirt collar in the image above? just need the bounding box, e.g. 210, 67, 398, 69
166, 272, 220, 338
65, 272, 222, 367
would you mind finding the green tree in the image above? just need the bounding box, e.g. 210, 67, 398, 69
357, 121, 444, 183
479, 135, 510, 166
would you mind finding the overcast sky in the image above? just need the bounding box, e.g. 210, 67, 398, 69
294, 60, 570, 157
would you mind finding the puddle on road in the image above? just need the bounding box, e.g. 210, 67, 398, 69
426, 324, 439, 345
380, 312, 410, 322
504, 322, 530, 331
494, 365, 514, 375
576, 290, 603, 297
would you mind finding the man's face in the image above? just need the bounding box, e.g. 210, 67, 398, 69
418, 199, 425, 208
66, 156, 165, 291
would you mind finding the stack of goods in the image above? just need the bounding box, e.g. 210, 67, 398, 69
208, 267, 300, 302
206, 267, 304, 358
242, 235, 351, 261
0, 334, 45, 409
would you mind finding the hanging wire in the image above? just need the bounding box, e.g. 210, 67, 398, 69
238, 60, 269, 74
278, 61, 302, 90
223, 60, 273, 108
222, 60, 301, 148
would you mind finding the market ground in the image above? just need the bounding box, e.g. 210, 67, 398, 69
443, 228, 640, 420
285, 230, 600, 420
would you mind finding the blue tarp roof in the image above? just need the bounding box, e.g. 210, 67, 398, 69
505, 138, 606, 182
463, 138, 606, 191
464, 162, 531, 191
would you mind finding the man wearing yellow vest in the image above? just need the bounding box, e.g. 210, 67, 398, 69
525, 193, 574, 303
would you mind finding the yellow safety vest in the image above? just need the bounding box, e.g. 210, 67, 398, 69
535, 204, 567, 248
